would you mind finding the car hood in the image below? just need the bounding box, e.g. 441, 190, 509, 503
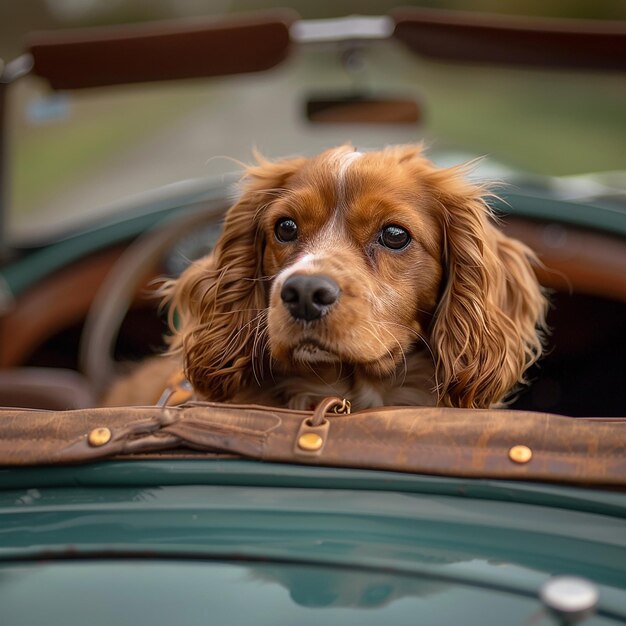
1, 460, 626, 626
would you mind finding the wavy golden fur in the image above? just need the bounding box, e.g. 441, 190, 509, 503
163, 145, 547, 410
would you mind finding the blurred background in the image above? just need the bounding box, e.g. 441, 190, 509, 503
1, 0, 625, 238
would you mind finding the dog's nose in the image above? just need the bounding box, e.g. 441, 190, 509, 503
280, 274, 340, 322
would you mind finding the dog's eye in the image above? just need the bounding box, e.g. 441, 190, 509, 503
378, 225, 411, 250
275, 218, 298, 243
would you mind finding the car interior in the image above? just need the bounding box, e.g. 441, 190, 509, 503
0, 10, 624, 418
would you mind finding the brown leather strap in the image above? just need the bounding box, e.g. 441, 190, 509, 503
0, 399, 624, 486
156, 371, 194, 407
309, 396, 351, 426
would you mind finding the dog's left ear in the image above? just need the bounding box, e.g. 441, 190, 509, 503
426, 164, 548, 408
167, 153, 306, 401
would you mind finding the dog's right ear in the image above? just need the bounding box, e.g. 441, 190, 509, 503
167, 153, 307, 401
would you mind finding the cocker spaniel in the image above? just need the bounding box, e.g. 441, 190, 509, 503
152, 144, 547, 411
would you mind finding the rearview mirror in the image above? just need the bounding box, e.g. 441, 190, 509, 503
306, 93, 422, 125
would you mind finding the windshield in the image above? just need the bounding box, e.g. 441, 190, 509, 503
2, 2, 625, 239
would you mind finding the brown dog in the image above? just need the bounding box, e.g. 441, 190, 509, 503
106, 145, 547, 410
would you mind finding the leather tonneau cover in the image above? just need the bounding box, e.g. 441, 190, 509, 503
0, 399, 624, 486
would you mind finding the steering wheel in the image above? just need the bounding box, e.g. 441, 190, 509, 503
79, 194, 232, 398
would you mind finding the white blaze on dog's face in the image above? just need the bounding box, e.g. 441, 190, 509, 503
261, 146, 443, 376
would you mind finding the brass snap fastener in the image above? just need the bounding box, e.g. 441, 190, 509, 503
88, 427, 112, 447
509, 444, 533, 464
298, 433, 324, 452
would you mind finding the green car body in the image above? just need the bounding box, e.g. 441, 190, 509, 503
1, 460, 626, 625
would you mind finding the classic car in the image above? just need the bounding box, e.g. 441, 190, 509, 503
0, 8, 624, 626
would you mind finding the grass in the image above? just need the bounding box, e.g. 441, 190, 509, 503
10, 80, 210, 214
415, 62, 626, 175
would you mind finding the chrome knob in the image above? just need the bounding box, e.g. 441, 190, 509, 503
540, 576, 599, 625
